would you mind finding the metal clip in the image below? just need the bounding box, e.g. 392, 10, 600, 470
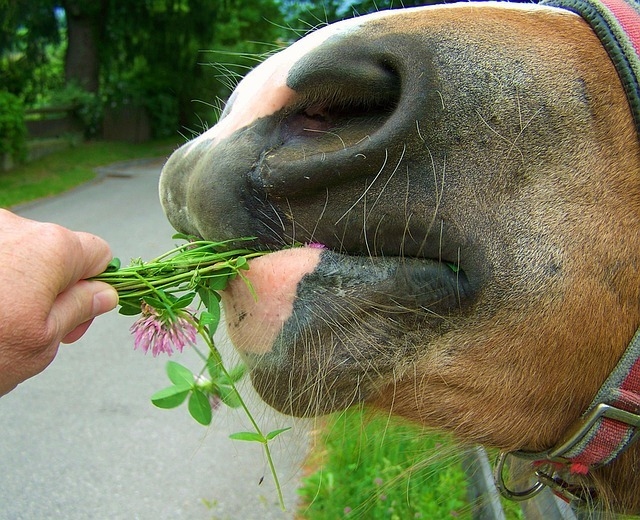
534, 469, 589, 504
495, 452, 596, 505
493, 452, 545, 501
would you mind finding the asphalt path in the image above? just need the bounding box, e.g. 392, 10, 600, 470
0, 159, 310, 520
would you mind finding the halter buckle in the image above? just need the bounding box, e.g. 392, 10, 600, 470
545, 403, 640, 463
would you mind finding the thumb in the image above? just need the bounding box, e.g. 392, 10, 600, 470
48, 281, 119, 345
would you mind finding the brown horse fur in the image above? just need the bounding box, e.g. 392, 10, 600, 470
159, 3, 640, 515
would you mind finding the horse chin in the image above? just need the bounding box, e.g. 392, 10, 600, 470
246, 363, 367, 418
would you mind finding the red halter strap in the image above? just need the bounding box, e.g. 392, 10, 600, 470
535, 0, 640, 475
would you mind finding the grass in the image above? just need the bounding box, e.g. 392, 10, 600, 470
0, 138, 180, 208
297, 407, 471, 520
296, 407, 527, 519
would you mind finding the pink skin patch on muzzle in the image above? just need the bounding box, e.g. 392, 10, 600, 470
221, 247, 323, 355
175, 12, 381, 155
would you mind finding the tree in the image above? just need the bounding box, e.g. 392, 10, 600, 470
61, 0, 106, 93
1, 0, 284, 136
99, 0, 283, 133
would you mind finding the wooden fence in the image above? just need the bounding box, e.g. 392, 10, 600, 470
24, 105, 83, 139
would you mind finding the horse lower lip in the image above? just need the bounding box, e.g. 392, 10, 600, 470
222, 247, 469, 359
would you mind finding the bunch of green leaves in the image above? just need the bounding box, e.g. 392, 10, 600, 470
93, 235, 291, 508
94, 234, 261, 313
0, 91, 27, 161
150, 359, 246, 427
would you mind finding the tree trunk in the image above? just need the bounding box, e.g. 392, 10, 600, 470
62, 0, 106, 93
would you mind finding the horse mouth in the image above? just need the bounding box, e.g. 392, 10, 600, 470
219, 244, 472, 416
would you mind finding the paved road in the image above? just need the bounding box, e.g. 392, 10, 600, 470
0, 160, 310, 520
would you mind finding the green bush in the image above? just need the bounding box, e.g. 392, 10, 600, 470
102, 58, 180, 139
143, 91, 179, 139
0, 91, 27, 162
42, 83, 103, 138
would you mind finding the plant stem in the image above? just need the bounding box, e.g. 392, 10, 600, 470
197, 321, 286, 510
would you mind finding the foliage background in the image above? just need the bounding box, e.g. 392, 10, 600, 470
0, 0, 437, 140
0, 91, 27, 160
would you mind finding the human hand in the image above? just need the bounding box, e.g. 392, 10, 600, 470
0, 209, 118, 396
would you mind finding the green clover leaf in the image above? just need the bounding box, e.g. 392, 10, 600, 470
151, 385, 192, 409
188, 389, 213, 425
166, 361, 195, 386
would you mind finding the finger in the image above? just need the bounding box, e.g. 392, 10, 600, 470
73, 231, 115, 279
61, 319, 94, 344
47, 281, 119, 344
41, 226, 114, 297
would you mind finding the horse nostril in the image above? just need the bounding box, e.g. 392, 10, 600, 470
287, 42, 402, 108
249, 41, 406, 196
279, 52, 401, 146
304, 105, 329, 119
282, 108, 333, 139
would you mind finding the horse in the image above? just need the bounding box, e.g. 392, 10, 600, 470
159, 0, 640, 514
